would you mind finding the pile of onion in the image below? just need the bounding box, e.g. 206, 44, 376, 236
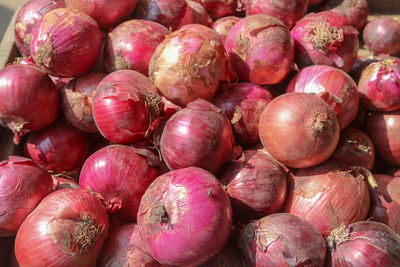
211, 16, 241, 44
195, 0, 237, 19
363, 18, 400, 56
320, 0, 369, 30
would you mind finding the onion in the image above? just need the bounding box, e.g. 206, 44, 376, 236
137, 167, 232, 266
213, 83, 273, 147
259, 92, 339, 168
79, 145, 160, 220
92, 70, 163, 144
239, 213, 327, 266
350, 56, 378, 83
0, 156, 53, 236
185, 0, 212, 26
211, 16, 241, 44
52, 176, 80, 190
0, 64, 59, 144
104, 20, 168, 75
194, 0, 237, 19
320, 0, 369, 30
327, 221, 400, 266
61, 72, 107, 133
200, 246, 245, 267
161, 96, 182, 120
363, 18, 400, 56
15, 189, 109, 267
284, 163, 372, 236
291, 11, 359, 73
149, 24, 231, 106
225, 14, 294, 85
287, 65, 359, 129
220, 149, 287, 221
358, 57, 400, 111
97, 224, 160, 266
65, 0, 138, 29
160, 99, 235, 174
14, 0, 65, 56
30, 8, 102, 77
366, 110, 400, 165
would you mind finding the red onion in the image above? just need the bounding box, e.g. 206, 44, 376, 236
65, 0, 138, 29
239, 213, 327, 266
97, 224, 160, 266
52, 176, 80, 190
79, 145, 160, 220
288, 65, 359, 129
225, 15, 294, 85
14, 0, 65, 56
211, 16, 241, 44
15, 189, 109, 267
149, 24, 231, 106
30, 8, 102, 77
200, 246, 245, 267
194, 0, 237, 19
92, 70, 162, 144
61, 72, 107, 133
244, 0, 309, 29
104, 20, 168, 75
259, 92, 339, 168
137, 167, 232, 266
0, 156, 53, 236
187, 1, 212, 25
291, 11, 359, 73
161, 96, 182, 120
213, 83, 273, 147
0, 64, 59, 144
160, 99, 235, 174
320, 0, 369, 30
220, 150, 287, 221
327, 221, 400, 266
366, 110, 400, 165
363, 18, 400, 56
25, 122, 89, 173
350, 56, 378, 83
358, 57, 400, 111
284, 164, 372, 236
330, 127, 375, 170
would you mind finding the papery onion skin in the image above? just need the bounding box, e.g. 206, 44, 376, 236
358, 57, 400, 111
259, 93, 339, 168
62, 72, 107, 133
320, 0, 369, 30
291, 11, 359, 73
225, 14, 294, 85
327, 221, 400, 266
137, 167, 232, 266
149, 24, 231, 106
15, 189, 109, 267
284, 163, 370, 236
239, 213, 326, 267
65, 0, 138, 29
287, 65, 359, 129
363, 18, 400, 56
160, 99, 234, 174
220, 150, 287, 221
211, 16, 241, 44
0, 156, 53, 236
194, 0, 237, 19
30, 8, 102, 77
0, 64, 59, 144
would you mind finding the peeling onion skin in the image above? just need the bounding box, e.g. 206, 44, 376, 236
358, 57, 400, 111
259, 93, 340, 169
211, 16, 241, 45
287, 65, 359, 129
239, 213, 327, 267
14, 0, 65, 56
30, 8, 102, 77
194, 0, 237, 19
104, 20, 168, 75
149, 24, 231, 106
284, 164, 370, 237
225, 14, 294, 85
327, 221, 400, 267
0, 156, 53, 237
15, 189, 109, 267
363, 18, 400, 56
137, 167, 232, 266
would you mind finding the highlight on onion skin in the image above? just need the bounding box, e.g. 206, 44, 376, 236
104, 20, 168, 75
225, 14, 294, 85
149, 24, 231, 106
320, 0, 369, 30
15, 189, 109, 267
239, 213, 327, 267
0, 64, 59, 145
14, 0, 65, 56
211, 16, 241, 44
30, 8, 102, 77
137, 167, 233, 266
363, 18, 400, 56
194, 0, 237, 19
0, 156, 53, 237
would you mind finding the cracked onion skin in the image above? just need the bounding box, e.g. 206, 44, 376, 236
259, 92, 340, 169
137, 167, 232, 266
